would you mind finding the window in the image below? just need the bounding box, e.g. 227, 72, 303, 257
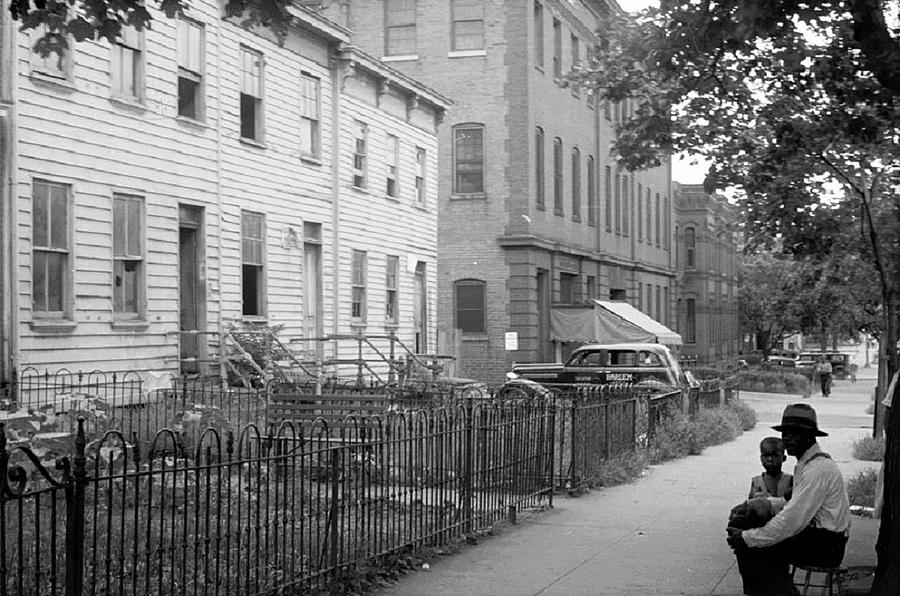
535, 127, 545, 210
385, 0, 416, 56
353, 121, 368, 188
638, 282, 643, 310
663, 287, 669, 325
571, 147, 581, 221
241, 211, 265, 316
586, 275, 596, 301
451, 0, 484, 51
386, 255, 399, 324
240, 47, 264, 141
386, 134, 400, 198
647, 284, 653, 318
655, 285, 661, 322
613, 168, 620, 234
675, 226, 680, 267
605, 165, 612, 231
299, 73, 320, 158
571, 34, 579, 69
552, 18, 562, 78
352, 250, 367, 321
30, 24, 69, 79
455, 279, 485, 334
663, 196, 670, 248
177, 18, 205, 120
621, 175, 629, 236
686, 298, 696, 343
587, 155, 596, 226
685, 227, 696, 267
453, 124, 484, 194
534, 2, 544, 68
559, 273, 579, 304
32, 180, 69, 316
637, 183, 643, 241
113, 195, 144, 318
655, 193, 661, 246
553, 137, 563, 215
415, 147, 426, 205
646, 187, 652, 241
111, 26, 144, 100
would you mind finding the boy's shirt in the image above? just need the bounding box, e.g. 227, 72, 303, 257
749, 472, 793, 499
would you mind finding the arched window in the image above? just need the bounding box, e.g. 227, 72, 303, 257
454, 279, 486, 334
535, 127, 545, 210
685, 227, 696, 268
553, 137, 563, 214
571, 147, 581, 221
686, 298, 696, 344
453, 124, 484, 194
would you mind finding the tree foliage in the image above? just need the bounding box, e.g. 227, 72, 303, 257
8, 0, 294, 55
738, 252, 802, 356
579, 2, 900, 592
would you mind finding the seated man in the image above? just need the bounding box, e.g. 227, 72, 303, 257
726, 404, 851, 596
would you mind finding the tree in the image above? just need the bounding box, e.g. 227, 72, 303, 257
738, 252, 802, 357
8, 0, 293, 56
578, 2, 900, 592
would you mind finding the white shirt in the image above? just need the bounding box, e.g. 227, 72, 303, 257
743, 443, 851, 548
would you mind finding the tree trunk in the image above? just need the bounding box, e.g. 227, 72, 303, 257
872, 292, 899, 594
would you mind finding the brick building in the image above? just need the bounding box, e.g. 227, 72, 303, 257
321, 0, 677, 382
0, 3, 449, 383
672, 183, 741, 365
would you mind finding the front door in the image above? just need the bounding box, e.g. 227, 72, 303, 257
303, 240, 323, 360
414, 262, 427, 353
178, 205, 203, 374
537, 269, 550, 361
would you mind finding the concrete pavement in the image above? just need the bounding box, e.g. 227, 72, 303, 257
375, 369, 881, 596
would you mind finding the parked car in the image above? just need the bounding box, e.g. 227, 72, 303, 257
765, 355, 797, 368
506, 343, 698, 392
795, 352, 851, 379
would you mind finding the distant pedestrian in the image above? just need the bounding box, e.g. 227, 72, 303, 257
849, 362, 858, 383
815, 356, 833, 397
748, 437, 793, 500
726, 404, 850, 596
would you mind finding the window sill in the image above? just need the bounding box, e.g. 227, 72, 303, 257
450, 192, 486, 201
239, 137, 267, 150
352, 185, 370, 194
448, 49, 486, 58
382, 54, 419, 62
300, 154, 323, 166
461, 334, 489, 342
176, 115, 209, 129
30, 319, 77, 333
384, 193, 400, 202
572, 214, 582, 223
414, 203, 429, 213
554, 209, 564, 217
28, 72, 75, 91
384, 322, 400, 331
534, 64, 544, 73
242, 316, 268, 324
109, 95, 147, 111
111, 320, 150, 331
350, 322, 367, 331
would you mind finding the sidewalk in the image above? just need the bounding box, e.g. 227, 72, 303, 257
375, 373, 881, 596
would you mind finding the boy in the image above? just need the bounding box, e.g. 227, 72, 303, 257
749, 436, 793, 500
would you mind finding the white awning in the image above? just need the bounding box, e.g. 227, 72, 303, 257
550, 300, 683, 347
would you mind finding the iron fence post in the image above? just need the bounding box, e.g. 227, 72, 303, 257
65, 418, 87, 596
547, 399, 555, 508
463, 399, 474, 535
328, 446, 341, 572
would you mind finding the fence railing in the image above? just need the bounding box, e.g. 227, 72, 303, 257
1, 372, 740, 594
1, 398, 555, 595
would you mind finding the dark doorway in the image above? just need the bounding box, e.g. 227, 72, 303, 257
178, 205, 204, 374
537, 269, 550, 361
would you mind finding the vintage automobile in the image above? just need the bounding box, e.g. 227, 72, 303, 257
796, 352, 851, 379
506, 343, 698, 391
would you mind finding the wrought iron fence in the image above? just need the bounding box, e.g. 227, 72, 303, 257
1, 398, 555, 595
